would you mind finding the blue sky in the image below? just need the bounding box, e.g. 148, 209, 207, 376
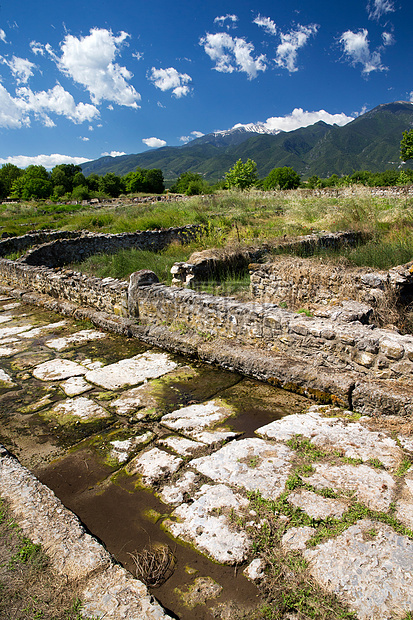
0, 0, 412, 169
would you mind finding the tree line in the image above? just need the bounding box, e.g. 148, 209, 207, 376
2, 129, 413, 202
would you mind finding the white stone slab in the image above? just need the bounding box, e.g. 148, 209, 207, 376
161, 400, 234, 435
81, 359, 104, 371
61, 376, 93, 397
45, 329, 106, 351
306, 463, 396, 512
85, 352, 178, 390
396, 471, 413, 529
33, 359, 87, 381
190, 430, 239, 445
288, 489, 348, 519
0, 345, 22, 357
109, 432, 154, 464
243, 558, 265, 581
164, 484, 250, 564
256, 405, 402, 469
0, 324, 34, 340
19, 321, 67, 339
281, 526, 316, 551
2, 302, 20, 311
0, 314, 13, 324
304, 519, 413, 620
110, 385, 155, 416
159, 435, 205, 457
0, 368, 16, 387
126, 447, 182, 485
158, 471, 199, 506
192, 438, 293, 499
51, 397, 110, 421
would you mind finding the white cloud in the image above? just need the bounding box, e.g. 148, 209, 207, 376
50, 28, 141, 107
340, 29, 386, 74
101, 150, 126, 157
382, 31, 394, 46
253, 15, 277, 36
229, 108, 355, 135
367, 0, 395, 20
149, 67, 192, 97
214, 15, 238, 28
0, 29, 6, 43
200, 32, 266, 79
0, 83, 28, 128
179, 130, 205, 143
0, 55, 36, 84
0, 154, 89, 169
132, 51, 143, 60
30, 40, 45, 55
80, 136, 89, 141
142, 137, 166, 148
275, 24, 318, 73
157, 101, 166, 108
17, 84, 100, 125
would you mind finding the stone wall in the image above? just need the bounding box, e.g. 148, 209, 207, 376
249, 257, 413, 309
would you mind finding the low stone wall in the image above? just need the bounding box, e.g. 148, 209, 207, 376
0, 230, 82, 258
249, 257, 413, 309
18, 225, 201, 268
171, 231, 365, 288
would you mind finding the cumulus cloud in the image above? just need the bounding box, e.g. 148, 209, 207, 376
149, 67, 192, 97
101, 150, 126, 157
17, 84, 100, 125
253, 15, 277, 36
214, 15, 238, 28
367, 0, 395, 20
275, 24, 318, 72
47, 28, 141, 107
0, 55, 36, 84
261, 108, 354, 132
80, 136, 89, 141
0, 84, 28, 128
142, 137, 167, 148
0, 154, 89, 168
179, 130, 205, 143
340, 29, 386, 74
0, 29, 6, 43
200, 32, 266, 79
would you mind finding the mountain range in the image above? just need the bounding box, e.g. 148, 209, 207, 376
80, 101, 413, 183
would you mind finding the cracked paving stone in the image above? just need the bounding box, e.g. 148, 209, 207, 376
164, 484, 250, 564
61, 376, 93, 397
50, 397, 110, 421
161, 400, 235, 435
126, 447, 182, 485
304, 519, 413, 620
158, 471, 200, 506
45, 329, 107, 351
306, 463, 396, 512
85, 351, 178, 390
192, 437, 293, 499
281, 526, 316, 551
256, 404, 402, 469
0, 368, 16, 387
158, 435, 205, 457
109, 432, 154, 464
396, 470, 413, 529
33, 359, 87, 381
287, 489, 348, 519
19, 321, 67, 339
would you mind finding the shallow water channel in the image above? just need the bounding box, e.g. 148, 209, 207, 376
0, 296, 311, 619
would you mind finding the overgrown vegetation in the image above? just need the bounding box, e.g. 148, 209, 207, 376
0, 497, 95, 619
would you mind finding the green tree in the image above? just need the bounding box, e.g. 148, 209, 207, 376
0, 163, 23, 198
99, 172, 122, 197
263, 166, 300, 190
224, 159, 258, 190
170, 171, 210, 195
400, 129, 413, 162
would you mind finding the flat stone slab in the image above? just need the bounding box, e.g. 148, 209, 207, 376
50, 397, 110, 421
0, 324, 34, 339
161, 400, 234, 435
164, 484, 250, 564
109, 432, 154, 464
33, 359, 87, 381
0, 314, 13, 324
0, 344, 23, 357
288, 489, 348, 519
304, 519, 413, 620
306, 463, 396, 512
158, 471, 200, 506
85, 352, 178, 390
61, 376, 93, 396
192, 438, 293, 499
396, 470, 413, 529
110, 385, 158, 416
81, 564, 172, 619
126, 447, 182, 485
189, 429, 239, 445
0, 368, 16, 387
19, 321, 67, 339
159, 435, 205, 457
256, 405, 402, 469
281, 526, 316, 551
45, 329, 106, 351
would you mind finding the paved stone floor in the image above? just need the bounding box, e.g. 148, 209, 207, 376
1, 294, 413, 619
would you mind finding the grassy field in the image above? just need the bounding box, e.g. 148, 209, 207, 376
2, 188, 413, 284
